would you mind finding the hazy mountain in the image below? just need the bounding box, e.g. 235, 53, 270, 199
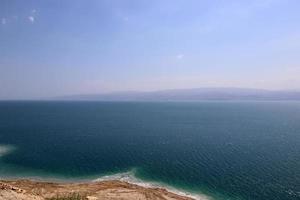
56, 88, 300, 101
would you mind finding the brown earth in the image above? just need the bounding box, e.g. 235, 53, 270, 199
0, 180, 197, 200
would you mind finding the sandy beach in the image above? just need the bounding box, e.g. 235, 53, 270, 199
0, 179, 197, 200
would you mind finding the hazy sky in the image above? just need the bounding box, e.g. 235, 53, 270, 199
1, 0, 300, 99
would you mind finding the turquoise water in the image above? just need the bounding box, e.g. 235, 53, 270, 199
0, 101, 299, 199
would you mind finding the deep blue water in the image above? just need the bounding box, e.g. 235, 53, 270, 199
0, 101, 299, 200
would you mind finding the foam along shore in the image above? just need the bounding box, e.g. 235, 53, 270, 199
0, 179, 207, 200
0, 149, 209, 200
0, 167, 211, 200
92, 171, 210, 200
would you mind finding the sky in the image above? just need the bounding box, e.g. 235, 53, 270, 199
0, 0, 300, 99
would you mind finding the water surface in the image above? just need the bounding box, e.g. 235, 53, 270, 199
0, 101, 299, 200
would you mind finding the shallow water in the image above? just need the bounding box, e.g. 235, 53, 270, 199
0, 101, 299, 200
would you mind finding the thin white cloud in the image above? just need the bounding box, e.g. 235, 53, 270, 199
28, 9, 37, 23
176, 54, 184, 60
28, 16, 35, 23
1, 18, 6, 25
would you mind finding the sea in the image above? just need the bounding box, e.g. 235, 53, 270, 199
0, 101, 299, 200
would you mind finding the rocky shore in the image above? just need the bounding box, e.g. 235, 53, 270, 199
0, 179, 196, 200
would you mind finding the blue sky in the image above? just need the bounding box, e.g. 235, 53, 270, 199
0, 0, 300, 99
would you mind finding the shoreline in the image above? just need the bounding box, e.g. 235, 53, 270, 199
0, 178, 210, 200
92, 171, 210, 200
0, 165, 211, 200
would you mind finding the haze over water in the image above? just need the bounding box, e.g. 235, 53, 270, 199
1, 0, 300, 100
0, 101, 299, 200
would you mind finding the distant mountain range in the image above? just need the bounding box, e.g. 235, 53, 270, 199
57, 88, 300, 101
